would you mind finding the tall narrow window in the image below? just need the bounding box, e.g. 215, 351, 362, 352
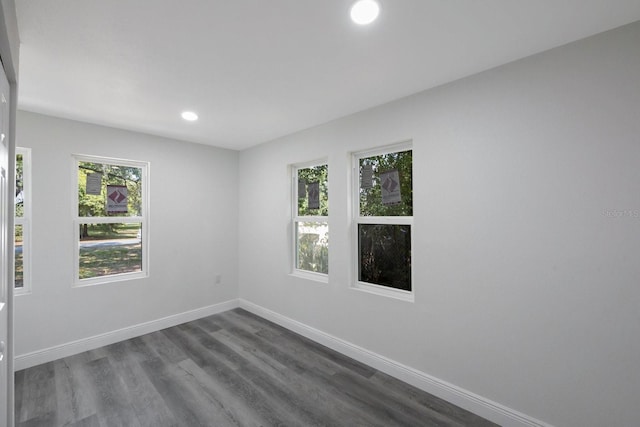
353, 142, 413, 300
292, 161, 328, 279
73, 155, 149, 286
15, 147, 31, 292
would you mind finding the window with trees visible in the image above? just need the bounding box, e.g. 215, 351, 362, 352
353, 143, 413, 300
15, 147, 31, 292
292, 161, 328, 278
74, 155, 149, 285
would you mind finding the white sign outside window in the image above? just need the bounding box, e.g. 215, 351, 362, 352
298, 179, 306, 199
361, 164, 373, 189
380, 169, 401, 206
106, 185, 128, 214
307, 182, 320, 209
86, 173, 102, 195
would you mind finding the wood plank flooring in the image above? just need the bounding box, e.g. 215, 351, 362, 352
14, 308, 499, 426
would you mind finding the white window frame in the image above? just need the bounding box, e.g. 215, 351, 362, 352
14, 147, 31, 294
291, 159, 329, 283
72, 154, 149, 287
352, 141, 414, 302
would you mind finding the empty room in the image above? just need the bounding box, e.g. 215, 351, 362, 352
1, 1, 639, 426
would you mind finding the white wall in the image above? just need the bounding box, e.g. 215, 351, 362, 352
15, 111, 239, 358
238, 22, 640, 427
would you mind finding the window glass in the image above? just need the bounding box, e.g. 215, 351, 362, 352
297, 164, 328, 216
15, 152, 23, 218
15, 224, 23, 288
78, 162, 143, 218
294, 162, 329, 277
78, 222, 142, 279
296, 221, 329, 274
354, 145, 413, 296
15, 148, 30, 291
359, 150, 412, 216
74, 155, 148, 285
358, 224, 411, 291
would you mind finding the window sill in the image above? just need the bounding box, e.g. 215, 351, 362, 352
351, 281, 414, 302
290, 270, 329, 284
74, 271, 148, 288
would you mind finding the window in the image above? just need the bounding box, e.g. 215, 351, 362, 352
353, 142, 413, 300
15, 147, 31, 292
292, 161, 328, 279
73, 155, 149, 285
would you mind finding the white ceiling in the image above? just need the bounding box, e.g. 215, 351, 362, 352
16, 1, 640, 150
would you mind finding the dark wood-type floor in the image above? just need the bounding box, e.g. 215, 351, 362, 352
14, 308, 498, 427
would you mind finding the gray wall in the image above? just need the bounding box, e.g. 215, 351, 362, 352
238, 22, 640, 427
15, 111, 239, 357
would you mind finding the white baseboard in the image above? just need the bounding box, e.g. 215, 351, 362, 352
239, 299, 553, 427
14, 299, 239, 371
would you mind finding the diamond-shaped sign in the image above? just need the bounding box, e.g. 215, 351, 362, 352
380, 169, 401, 206
106, 185, 128, 214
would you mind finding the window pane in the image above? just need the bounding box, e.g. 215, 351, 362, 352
297, 164, 328, 216
15, 153, 23, 218
78, 162, 143, 217
15, 224, 23, 288
296, 221, 328, 274
359, 150, 412, 216
79, 222, 142, 279
358, 224, 411, 291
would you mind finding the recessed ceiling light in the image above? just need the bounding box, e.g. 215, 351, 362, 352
181, 111, 198, 121
350, 0, 380, 25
